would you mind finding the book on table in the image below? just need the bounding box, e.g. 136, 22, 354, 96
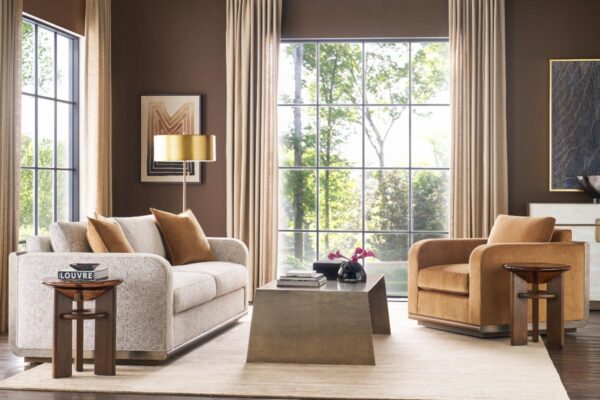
277, 270, 326, 287
57, 267, 109, 281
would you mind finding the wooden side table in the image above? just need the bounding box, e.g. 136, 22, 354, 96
502, 263, 570, 349
42, 278, 123, 378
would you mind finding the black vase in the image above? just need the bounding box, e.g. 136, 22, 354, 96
337, 261, 367, 283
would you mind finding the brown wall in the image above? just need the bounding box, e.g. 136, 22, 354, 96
505, 0, 599, 215
111, 0, 228, 236
111, 0, 600, 231
23, 0, 85, 36
283, 0, 448, 38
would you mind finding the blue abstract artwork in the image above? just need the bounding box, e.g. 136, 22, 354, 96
550, 60, 600, 191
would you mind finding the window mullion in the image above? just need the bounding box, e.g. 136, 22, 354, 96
53, 31, 58, 222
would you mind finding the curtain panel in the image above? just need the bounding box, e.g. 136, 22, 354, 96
450, 0, 508, 238
81, 0, 112, 218
226, 0, 281, 299
0, 0, 22, 332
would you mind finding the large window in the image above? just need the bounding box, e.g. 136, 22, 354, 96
277, 40, 450, 296
20, 18, 79, 241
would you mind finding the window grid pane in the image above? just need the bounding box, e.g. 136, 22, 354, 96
19, 18, 78, 241
278, 40, 450, 297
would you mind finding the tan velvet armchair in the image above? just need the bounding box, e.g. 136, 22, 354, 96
408, 230, 589, 336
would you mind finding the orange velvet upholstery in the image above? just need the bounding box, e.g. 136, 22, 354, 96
408, 229, 588, 334
418, 263, 469, 295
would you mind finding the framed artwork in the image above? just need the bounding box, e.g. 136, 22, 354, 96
140, 95, 202, 183
550, 59, 600, 191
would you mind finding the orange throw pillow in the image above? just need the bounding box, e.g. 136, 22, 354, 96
150, 208, 214, 265
487, 214, 556, 244
87, 215, 135, 253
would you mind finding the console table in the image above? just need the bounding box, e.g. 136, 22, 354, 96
43, 278, 122, 378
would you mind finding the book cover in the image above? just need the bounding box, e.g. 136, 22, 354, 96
58, 267, 108, 281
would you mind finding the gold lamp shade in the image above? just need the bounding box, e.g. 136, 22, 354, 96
153, 134, 216, 162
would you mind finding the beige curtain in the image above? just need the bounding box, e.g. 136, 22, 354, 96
226, 0, 281, 299
81, 0, 112, 217
0, 0, 22, 333
450, 0, 508, 238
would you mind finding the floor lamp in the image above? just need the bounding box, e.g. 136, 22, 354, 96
153, 134, 216, 212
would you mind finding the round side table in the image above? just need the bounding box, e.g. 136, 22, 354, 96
42, 278, 123, 378
502, 263, 570, 348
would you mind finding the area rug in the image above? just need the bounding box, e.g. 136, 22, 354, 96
0, 303, 569, 400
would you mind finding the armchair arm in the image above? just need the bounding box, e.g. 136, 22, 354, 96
208, 237, 249, 266
408, 238, 487, 313
9, 252, 174, 355
468, 242, 588, 326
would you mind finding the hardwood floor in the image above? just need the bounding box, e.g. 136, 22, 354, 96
0, 310, 598, 400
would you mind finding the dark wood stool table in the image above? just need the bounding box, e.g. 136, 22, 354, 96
42, 278, 122, 378
502, 263, 570, 349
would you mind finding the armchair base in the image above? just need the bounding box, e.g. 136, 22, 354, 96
410, 313, 582, 338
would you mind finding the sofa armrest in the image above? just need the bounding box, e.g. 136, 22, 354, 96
208, 238, 248, 266
9, 252, 175, 355
468, 242, 588, 326
408, 238, 487, 314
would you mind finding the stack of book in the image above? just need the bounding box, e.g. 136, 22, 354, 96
277, 269, 326, 288
58, 264, 109, 281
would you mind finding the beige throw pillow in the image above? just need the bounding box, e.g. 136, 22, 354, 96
150, 208, 214, 265
87, 215, 135, 253
487, 214, 556, 244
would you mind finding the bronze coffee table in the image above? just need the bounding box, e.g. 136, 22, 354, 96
43, 278, 122, 378
247, 273, 390, 365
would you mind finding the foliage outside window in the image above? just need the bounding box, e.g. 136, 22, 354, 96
277, 40, 450, 296
20, 18, 79, 242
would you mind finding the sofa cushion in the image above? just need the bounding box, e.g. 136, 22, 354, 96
418, 263, 469, 296
87, 216, 135, 253
487, 214, 555, 244
151, 208, 214, 265
49, 221, 91, 252
174, 262, 247, 297
172, 272, 217, 314
26, 235, 53, 252
113, 215, 167, 258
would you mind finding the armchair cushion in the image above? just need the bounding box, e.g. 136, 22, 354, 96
172, 272, 217, 314
487, 214, 555, 244
174, 262, 247, 297
418, 263, 469, 295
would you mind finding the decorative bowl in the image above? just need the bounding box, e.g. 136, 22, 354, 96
576, 175, 600, 203
69, 263, 100, 271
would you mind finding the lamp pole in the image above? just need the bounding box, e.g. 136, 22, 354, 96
182, 160, 188, 212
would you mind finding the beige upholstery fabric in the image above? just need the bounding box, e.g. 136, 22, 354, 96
25, 236, 52, 252
450, 0, 508, 238
114, 215, 166, 257
488, 215, 555, 244
226, 0, 281, 300
174, 262, 248, 297
172, 272, 217, 314
81, 0, 112, 217
173, 288, 246, 347
11, 236, 249, 359
418, 263, 469, 295
417, 290, 470, 323
49, 222, 92, 252
0, 0, 22, 333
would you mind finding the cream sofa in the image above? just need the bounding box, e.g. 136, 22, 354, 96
9, 215, 248, 363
